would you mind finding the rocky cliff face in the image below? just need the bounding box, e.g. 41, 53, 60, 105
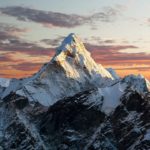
0, 86, 150, 150
0, 34, 150, 150
39, 82, 150, 150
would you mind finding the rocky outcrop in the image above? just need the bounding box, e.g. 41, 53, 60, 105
0, 87, 150, 150
40, 90, 150, 150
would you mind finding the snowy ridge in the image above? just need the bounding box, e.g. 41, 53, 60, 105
84, 82, 127, 115
121, 74, 150, 94
1, 77, 34, 99
83, 74, 150, 115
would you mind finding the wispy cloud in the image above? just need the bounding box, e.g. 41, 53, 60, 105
41, 36, 65, 47
0, 54, 13, 62
85, 42, 150, 79
0, 6, 121, 28
0, 23, 29, 42
84, 36, 117, 44
0, 23, 28, 34
116, 66, 150, 72
0, 23, 54, 56
11, 62, 43, 71
85, 43, 150, 65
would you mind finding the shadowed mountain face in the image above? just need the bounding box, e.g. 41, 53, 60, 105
1, 89, 150, 150
0, 34, 150, 150
40, 90, 150, 150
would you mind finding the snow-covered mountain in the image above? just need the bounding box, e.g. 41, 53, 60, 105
2, 33, 114, 106
0, 33, 150, 150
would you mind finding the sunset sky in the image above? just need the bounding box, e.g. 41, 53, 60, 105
0, 0, 150, 79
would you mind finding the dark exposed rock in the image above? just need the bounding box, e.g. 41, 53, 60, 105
122, 91, 146, 112
40, 90, 106, 149
40, 90, 105, 134
0, 89, 150, 149
0, 93, 47, 150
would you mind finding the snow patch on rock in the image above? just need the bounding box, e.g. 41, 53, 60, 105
84, 82, 127, 115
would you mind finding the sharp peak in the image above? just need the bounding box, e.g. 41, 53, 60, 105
65, 33, 79, 40
52, 33, 86, 61
59, 33, 81, 47
66, 33, 77, 39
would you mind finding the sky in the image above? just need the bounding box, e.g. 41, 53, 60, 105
0, 0, 150, 79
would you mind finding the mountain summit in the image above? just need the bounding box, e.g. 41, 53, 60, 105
51, 33, 113, 80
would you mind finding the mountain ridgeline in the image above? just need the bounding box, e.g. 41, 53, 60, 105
0, 33, 150, 150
